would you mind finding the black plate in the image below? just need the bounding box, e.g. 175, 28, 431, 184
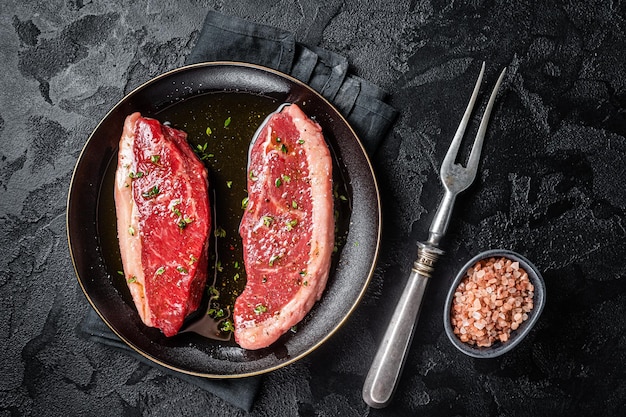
67, 62, 380, 377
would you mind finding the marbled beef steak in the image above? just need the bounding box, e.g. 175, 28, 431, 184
114, 112, 211, 337
235, 103, 334, 350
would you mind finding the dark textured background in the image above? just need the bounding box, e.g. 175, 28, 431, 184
2, 0, 626, 416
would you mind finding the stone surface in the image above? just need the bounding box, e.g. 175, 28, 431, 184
1, 0, 626, 416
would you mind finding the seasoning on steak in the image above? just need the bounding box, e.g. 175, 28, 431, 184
235, 103, 334, 350
114, 112, 210, 337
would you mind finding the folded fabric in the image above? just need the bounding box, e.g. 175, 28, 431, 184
79, 10, 398, 413
186, 10, 398, 155
79, 308, 262, 412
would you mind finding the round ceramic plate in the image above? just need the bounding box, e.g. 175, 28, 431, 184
67, 62, 380, 377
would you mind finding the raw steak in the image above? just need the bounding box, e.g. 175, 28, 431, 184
235, 103, 334, 350
114, 112, 210, 337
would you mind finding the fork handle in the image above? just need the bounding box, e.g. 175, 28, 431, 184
362, 243, 443, 408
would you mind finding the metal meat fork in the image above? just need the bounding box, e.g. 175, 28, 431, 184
362, 62, 507, 408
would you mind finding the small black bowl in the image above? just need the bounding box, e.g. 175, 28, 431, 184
443, 249, 546, 358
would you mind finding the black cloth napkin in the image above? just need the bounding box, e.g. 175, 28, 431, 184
79, 309, 262, 412
79, 10, 397, 413
186, 11, 398, 155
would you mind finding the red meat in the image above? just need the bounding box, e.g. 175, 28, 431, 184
114, 112, 210, 337
235, 104, 334, 350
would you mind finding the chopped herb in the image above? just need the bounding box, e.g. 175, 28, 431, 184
275, 177, 282, 187
224, 116, 232, 127
117, 270, 124, 276
214, 226, 226, 238
234, 261, 240, 269
171, 200, 182, 216
150, 155, 161, 164
269, 254, 281, 266
216, 261, 223, 272
339, 194, 348, 201
285, 219, 298, 231
177, 266, 188, 274
249, 171, 258, 181
208, 286, 220, 299
156, 266, 165, 275
299, 270, 307, 277
303, 280, 308, 286
254, 304, 268, 314
178, 214, 194, 230
128, 171, 144, 179
233, 273, 240, 282
189, 254, 198, 265
297, 139, 305, 144
128, 226, 135, 236
262, 215, 274, 227
281, 174, 291, 183
291, 200, 298, 209
195, 142, 213, 160
142, 185, 160, 199
208, 308, 225, 318
205, 126, 212, 136
220, 320, 234, 332
127, 276, 137, 284
241, 196, 249, 209
226, 180, 233, 188
280, 143, 288, 153
290, 325, 298, 333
